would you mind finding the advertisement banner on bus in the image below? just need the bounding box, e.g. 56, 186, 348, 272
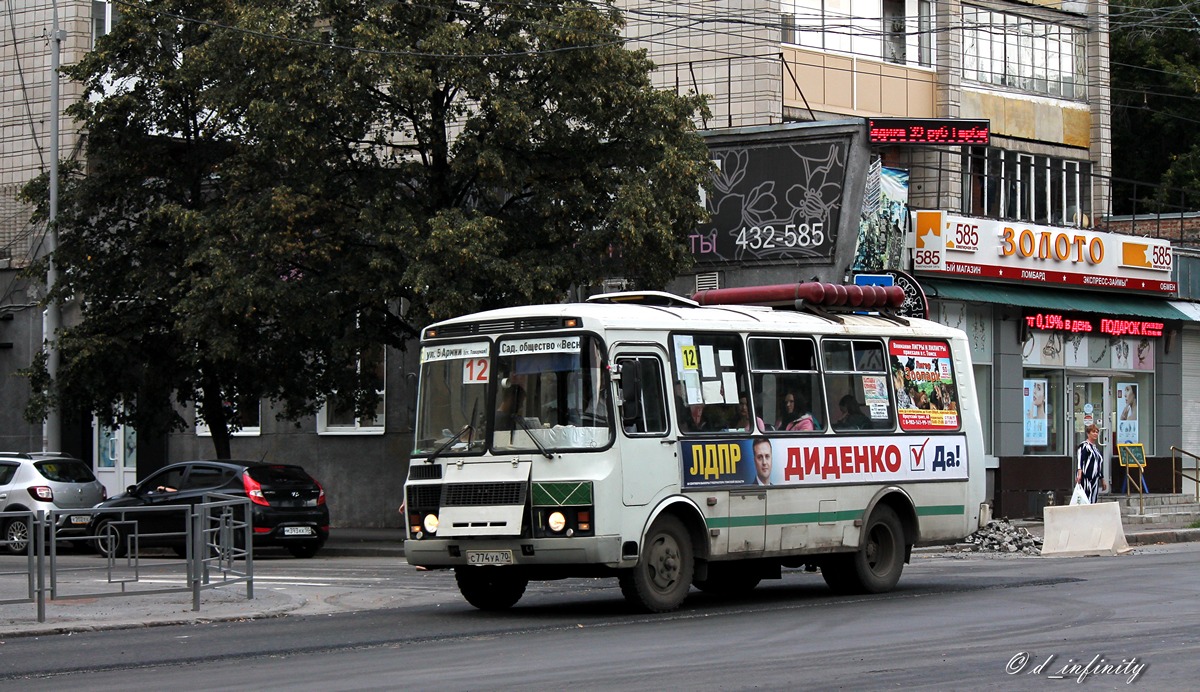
682, 435, 969, 488
889, 340, 960, 431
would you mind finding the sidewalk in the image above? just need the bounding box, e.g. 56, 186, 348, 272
0, 527, 410, 638
1011, 516, 1200, 546
2, 521, 1198, 639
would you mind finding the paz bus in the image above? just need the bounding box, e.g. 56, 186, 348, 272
404, 282, 988, 612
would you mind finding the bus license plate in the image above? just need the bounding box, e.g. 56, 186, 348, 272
466, 550, 513, 565
283, 526, 314, 536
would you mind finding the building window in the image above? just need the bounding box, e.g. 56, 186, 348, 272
962, 147, 1093, 226
92, 1, 121, 48
319, 345, 386, 434
196, 398, 262, 437
962, 6, 1086, 100
784, 0, 934, 68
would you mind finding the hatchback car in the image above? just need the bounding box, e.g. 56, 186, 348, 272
0, 453, 107, 554
90, 460, 329, 558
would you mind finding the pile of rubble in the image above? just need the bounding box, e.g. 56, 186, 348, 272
956, 519, 1043, 555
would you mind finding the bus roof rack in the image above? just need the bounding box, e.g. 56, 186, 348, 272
691, 282, 909, 324
587, 291, 700, 308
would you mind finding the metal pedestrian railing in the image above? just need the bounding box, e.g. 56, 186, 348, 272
0, 493, 253, 622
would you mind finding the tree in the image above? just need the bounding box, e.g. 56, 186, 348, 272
22, 0, 710, 457
1110, 0, 1200, 214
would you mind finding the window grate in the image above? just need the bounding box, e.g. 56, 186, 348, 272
408, 464, 443, 480
695, 272, 720, 292
442, 482, 526, 507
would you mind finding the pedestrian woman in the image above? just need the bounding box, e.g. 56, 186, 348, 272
1075, 423, 1107, 503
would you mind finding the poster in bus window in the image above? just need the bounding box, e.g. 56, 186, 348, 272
1024, 378, 1048, 446
1116, 382, 1138, 444
888, 340, 959, 431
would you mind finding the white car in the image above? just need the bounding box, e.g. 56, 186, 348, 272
0, 453, 107, 553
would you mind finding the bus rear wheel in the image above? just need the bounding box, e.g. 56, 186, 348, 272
455, 568, 528, 611
822, 505, 905, 594
619, 514, 693, 613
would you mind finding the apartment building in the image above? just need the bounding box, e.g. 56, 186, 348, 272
622, 0, 1195, 515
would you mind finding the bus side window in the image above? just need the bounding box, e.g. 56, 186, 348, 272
750, 336, 824, 433
671, 333, 748, 434
618, 356, 668, 435
822, 338, 894, 432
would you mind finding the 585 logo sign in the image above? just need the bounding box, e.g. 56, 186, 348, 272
912, 211, 947, 271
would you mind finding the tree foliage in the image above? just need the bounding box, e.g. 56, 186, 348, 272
1110, 0, 1200, 213
21, 0, 710, 457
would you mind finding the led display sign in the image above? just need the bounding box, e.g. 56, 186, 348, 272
868, 118, 991, 146
1024, 312, 1164, 338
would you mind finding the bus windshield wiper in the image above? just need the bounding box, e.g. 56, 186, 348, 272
512, 414, 554, 460
426, 399, 479, 462
425, 423, 473, 462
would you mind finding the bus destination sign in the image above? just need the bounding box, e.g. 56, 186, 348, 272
868, 118, 990, 146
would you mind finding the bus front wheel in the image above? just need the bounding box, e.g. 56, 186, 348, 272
823, 505, 905, 594
619, 514, 694, 613
455, 567, 528, 611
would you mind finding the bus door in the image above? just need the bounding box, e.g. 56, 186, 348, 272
612, 348, 676, 506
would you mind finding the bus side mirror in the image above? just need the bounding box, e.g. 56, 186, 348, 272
617, 361, 642, 425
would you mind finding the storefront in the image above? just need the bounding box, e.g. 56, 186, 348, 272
910, 211, 1189, 518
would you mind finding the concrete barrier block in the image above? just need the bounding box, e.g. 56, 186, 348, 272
1041, 502, 1131, 557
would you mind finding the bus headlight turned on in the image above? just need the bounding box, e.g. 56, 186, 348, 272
423, 513, 439, 534
547, 511, 567, 533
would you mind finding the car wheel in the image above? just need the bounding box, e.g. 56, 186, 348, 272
93, 520, 128, 559
287, 542, 321, 559
3, 517, 30, 555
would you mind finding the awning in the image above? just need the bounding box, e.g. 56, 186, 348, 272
1169, 300, 1200, 322
921, 279, 1192, 321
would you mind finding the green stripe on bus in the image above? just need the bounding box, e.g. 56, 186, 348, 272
916, 504, 965, 516
705, 505, 965, 529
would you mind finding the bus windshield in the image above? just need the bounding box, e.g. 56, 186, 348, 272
492, 334, 611, 452
413, 341, 491, 456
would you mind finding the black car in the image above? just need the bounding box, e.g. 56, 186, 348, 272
91, 460, 329, 558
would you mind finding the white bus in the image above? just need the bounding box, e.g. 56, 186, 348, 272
404, 283, 988, 612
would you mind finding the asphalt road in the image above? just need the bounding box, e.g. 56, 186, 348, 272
2, 544, 1198, 690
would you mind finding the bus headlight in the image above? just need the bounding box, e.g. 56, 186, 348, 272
423, 513, 440, 534
547, 511, 567, 533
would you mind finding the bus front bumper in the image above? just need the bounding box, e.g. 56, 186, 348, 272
405, 535, 627, 569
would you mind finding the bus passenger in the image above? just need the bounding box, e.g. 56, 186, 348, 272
833, 395, 869, 430
778, 391, 816, 431
684, 403, 709, 432
736, 396, 765, 432
496, 385, 526, 430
